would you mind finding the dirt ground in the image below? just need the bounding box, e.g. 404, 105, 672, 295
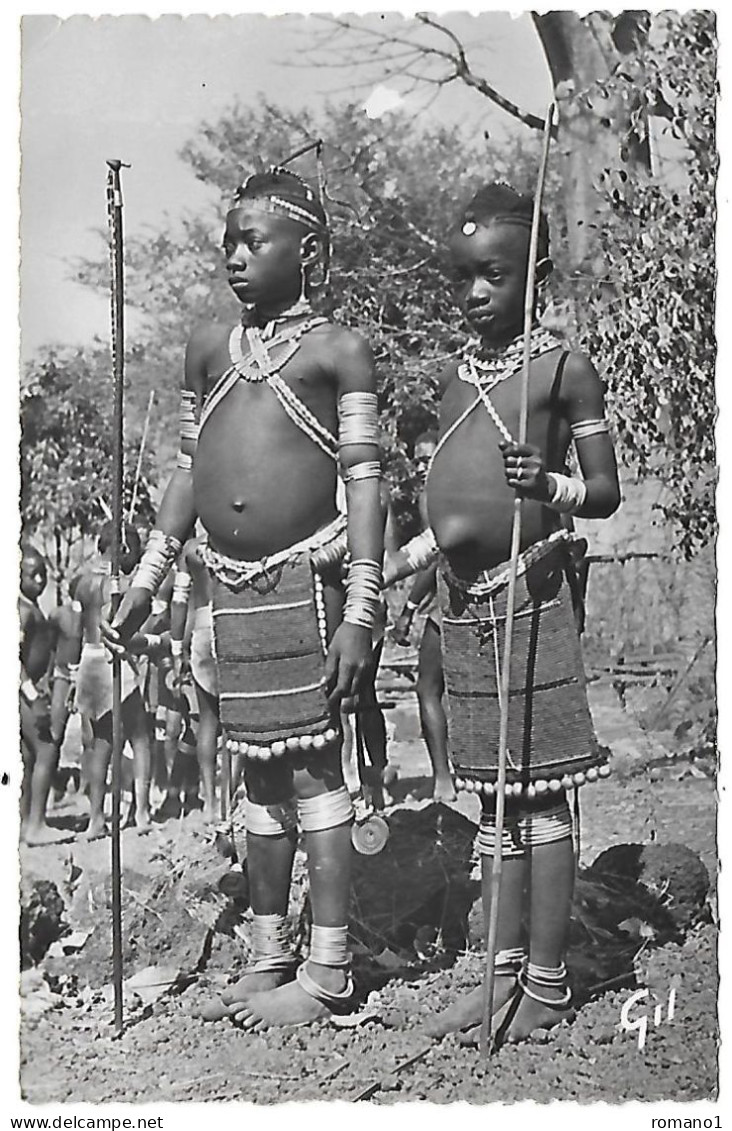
19, 687, 718, 1105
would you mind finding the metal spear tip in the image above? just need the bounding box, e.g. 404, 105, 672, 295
106, 159, 132, 170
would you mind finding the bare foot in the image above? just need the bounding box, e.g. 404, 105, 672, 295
86, 817, 108, 841
199, 967, 294, 1021
23, 824, 73, 847
423, 975, 516, 1039
131, 811, 153, 835
432, 776, 457, 803
202, 804, 218, 825
382, 764, 398, 788
504, 982, 575, 1043
229, 965, 351, 1031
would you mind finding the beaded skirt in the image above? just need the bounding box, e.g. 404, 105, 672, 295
438, 532, 608, 796
209, 540, 341, 762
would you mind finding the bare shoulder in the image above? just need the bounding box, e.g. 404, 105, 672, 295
185, 321, 229, 392
560, 350, 604, 393
19, 597, 34, 631
557, 350, 607, 417
74, 570, 100, 609
311, 322, 375, 391
313, 321, 373, 363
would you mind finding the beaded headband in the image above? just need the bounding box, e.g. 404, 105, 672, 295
232, 166, 328, 235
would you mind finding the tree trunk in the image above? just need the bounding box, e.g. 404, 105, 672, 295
532, 12, 651, 270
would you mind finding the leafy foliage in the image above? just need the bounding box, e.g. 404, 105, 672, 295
574, 11, 717, 556
20, 348, 157, 588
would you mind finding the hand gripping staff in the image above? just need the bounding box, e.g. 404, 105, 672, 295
479, 104, 557, 1057
106, 158, 130, 1036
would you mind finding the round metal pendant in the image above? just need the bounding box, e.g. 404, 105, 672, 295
461, 221, 477, 236
351, 814, 390, 855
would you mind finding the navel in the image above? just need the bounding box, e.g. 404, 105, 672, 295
231, 500, 245, 513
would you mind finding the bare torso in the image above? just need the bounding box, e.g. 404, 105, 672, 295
427, 349, 571, 575
77, 568, 130, 644
20, 596, 55, 684
49, 605, 79, 670
193, 323, 340, 560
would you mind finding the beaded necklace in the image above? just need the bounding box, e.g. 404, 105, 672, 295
228, 301, 319, 382
457, 326, 562, 444
207, 302, 337, 463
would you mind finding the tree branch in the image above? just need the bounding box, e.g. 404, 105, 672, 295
313, 13, 549, 133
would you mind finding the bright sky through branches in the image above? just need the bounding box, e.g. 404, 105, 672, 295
20, 11, 550, 357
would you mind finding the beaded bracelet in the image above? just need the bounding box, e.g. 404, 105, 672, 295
344, 460, 382, 483
21, 679, 38, 703
132, 530, 183, 595
179, 390, 199, 443
338, 392, 380, 448
172, 570, 192, 604
403, 527, 439, 573
343, 558, 383, 630
570, 417, 610, 442
545, 473, 588, 515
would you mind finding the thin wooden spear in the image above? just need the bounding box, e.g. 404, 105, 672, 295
479, 103, 556, 1057
106, 157, 130, 1037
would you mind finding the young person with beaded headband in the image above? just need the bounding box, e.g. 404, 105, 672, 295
390, 183, 620, 1044
106, 164, 384, 1028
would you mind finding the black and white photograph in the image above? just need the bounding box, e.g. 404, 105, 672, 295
7, 3, 725, 1116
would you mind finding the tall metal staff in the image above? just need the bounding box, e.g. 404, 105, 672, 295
106, 158, 130, 1036
479, 103, 556, 1056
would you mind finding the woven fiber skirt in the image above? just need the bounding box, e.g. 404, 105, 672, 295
211, 553, 335, 753
439, 533, 607, 792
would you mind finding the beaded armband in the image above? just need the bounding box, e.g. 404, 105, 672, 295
344, 460, 382, 484
570, 417, 610, 442
545, 473, 587, 515
67, 663, 79, 686
171, 570, 192, 605
132, 530, 183, 595
402, 528, 439, 573
20, 679, 38, 703
338, 392, 379, 448
343, 558, 383, 631
177, 390, 199, 471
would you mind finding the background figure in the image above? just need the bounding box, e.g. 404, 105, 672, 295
390, 433, 455, 802
73, 522, 153, 838
19, 545, 67, 845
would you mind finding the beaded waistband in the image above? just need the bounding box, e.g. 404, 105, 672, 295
440, 529, 577, 600
200, 514, 347, 593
